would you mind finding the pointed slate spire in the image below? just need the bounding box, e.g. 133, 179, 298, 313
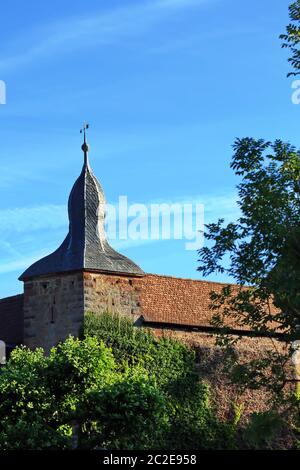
19, 126, 144, 281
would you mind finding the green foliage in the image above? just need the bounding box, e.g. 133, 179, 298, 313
84, 311, 195, 390
0, 337, 167, 450
197, 137, 300, 447
163, 378, 238, 450
243, 411, 283, 449
85, 373, 167, 449
84, 312, 238, 449
198, 138, 300, 397
0, 314, 238, 450
280, 1, 300, 76
3, 313, 289, 450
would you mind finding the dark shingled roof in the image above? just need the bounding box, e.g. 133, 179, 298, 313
19, 146, 144, 280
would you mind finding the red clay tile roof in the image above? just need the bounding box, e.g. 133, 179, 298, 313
139, 274, 280, 333
0, 294, 24, 344
139, 274, 231, 327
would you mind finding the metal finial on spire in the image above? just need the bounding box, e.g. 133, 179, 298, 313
19, 121, 144, 282
80, 122, 90, 164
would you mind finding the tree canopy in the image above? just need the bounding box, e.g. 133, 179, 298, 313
280, 0, 300, 75
0, 317, 237, 450
198, 137, 300, 400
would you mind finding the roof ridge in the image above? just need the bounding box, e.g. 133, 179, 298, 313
145, 272, 236, 286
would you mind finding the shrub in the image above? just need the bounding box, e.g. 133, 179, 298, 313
0, 337, 167, 450
84, 312, 238, 449
84, 311, 195, 390
0, 313, 242, 450
242, 411, 284, 449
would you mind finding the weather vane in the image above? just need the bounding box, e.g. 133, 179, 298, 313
80, 122, 89, 143
80, 122, 90, 160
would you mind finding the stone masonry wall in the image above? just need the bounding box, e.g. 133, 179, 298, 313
22, 271, 143, 352
83, 272, 142, 322
23, 272, 84, 353
150, 327, 289, 423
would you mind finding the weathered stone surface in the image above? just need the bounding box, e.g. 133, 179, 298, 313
23, 272, 84, 353
22, 270, 143, 352
150, 328, 289, 423
83, 272, 142, 323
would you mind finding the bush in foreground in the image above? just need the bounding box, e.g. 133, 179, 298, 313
0, 313, 238, 450
0, 312, 289, 449
0, 336, 166, 449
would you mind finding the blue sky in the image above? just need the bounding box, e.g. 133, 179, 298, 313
0, 0, 297, 297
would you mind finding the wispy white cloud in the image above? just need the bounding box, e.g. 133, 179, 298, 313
0, 192, 238, 236
0, 190, 239, 275
0, 0, 214, 71
0, 253, 48, 275
0, 205, 67, 234
145, 192, 239, 221
151, 25, 260, 55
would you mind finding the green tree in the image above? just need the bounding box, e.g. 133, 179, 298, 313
280, 0, 300, 75
198, 138, 300, 399
83, 311, 195, 391
2, 314, 290, 449
242, 411, 284, 450
84, 311, 238, 450
0, 325, 236, 450
0, 337, 167, 450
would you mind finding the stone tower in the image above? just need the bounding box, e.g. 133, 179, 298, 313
19, 127, 144, 352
